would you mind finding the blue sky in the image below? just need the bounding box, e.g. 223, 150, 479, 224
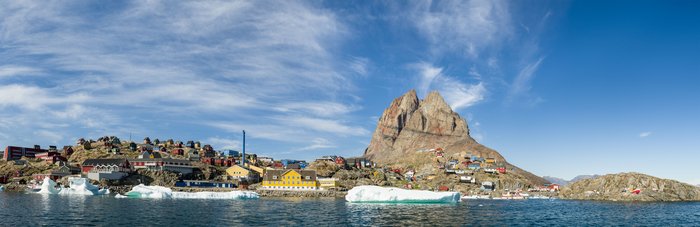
1, 1, 698, 184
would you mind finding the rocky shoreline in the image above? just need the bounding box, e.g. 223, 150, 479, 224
255, 189, 347, 198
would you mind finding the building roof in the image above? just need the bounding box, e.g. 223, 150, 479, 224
82, 159, 128, 166
263, 169, 317, 181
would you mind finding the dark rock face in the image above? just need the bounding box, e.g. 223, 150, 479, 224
364, 90, 548, 186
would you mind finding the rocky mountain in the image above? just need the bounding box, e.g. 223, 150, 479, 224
543, 174, 602, 186
363, 90, 548, 186
543, 176, 570, 186
559, 172, 700, 202
570, 174, 601, 183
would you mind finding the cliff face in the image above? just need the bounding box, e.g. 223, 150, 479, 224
364, 90, 547, 186
560, 172, 700, 201
364, 90, 504, 163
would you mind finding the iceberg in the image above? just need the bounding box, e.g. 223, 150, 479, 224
59, 177, 110, 195
118, 184, 259, 199
345, 185, 461, 203
35, 177, 109, 195
37, 177, 61, 194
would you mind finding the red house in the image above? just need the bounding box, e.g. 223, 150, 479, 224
171, 149, 184, 156
548, 184, 560, 191
3, 145, 48, 160
35, 151, 67, 164
62, 146, 74, 157
497, 167, 507, 174
334, 156, 346, 165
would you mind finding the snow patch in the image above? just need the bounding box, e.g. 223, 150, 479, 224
118, 184, 259, 199
345, 185, 461, 203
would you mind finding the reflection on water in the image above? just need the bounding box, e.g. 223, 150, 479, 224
0, 193, 699, 226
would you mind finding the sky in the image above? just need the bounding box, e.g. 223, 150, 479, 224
1, 1, 699, 184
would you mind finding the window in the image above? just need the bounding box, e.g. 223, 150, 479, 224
305, 176, 310, 180
273, 176, 278, 179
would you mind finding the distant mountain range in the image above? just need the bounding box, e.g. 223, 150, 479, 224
543, 175, 602, 186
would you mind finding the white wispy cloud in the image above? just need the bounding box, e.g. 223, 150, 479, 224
0, 1, 365, 151
204, 137, 241, 151
0, 65, 42, 78
639, 132, 652, 138
295, 138, 336, 151
415, 63, 486, 110
408, 0, 512, 59
510, 57, 544, 96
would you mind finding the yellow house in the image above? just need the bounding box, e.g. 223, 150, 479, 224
226, 165, 259, 182
243, 163, 266, 176
485, 158, 496, 164
261, 169, 318, 190
317, 178, 339, 190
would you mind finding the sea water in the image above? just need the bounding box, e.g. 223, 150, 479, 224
0, 192, 699, 226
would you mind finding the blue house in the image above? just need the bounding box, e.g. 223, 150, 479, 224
219, 150, 240, 157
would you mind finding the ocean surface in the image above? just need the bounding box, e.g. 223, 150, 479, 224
1, 192, 700, 226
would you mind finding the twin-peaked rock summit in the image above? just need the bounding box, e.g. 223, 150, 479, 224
364, 90, 547, 186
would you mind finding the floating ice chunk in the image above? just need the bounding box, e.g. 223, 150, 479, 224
345, 185, 461, 203
117, 184, 259, 199
123, 184, 172, 199
36, 177, 108, 195
59, 177, 109, 195
37, 177, 61, 194
114, 194, 128, 198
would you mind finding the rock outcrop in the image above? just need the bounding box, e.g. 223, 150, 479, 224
560, 172, 700, 201
364, 90, 548, 186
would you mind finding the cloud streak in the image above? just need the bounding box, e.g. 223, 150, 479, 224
0, 1, 367, 151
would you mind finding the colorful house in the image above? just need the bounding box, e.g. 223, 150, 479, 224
81, 159, 131, 181
317, 178, 339, 190
226, 165, 259, 182
497, 167, 507, 174
467, 163, 481, 170
485, 158, 496, 164
3, 145, 47, 161
261, 169, 318, 190
129, 151, 194, 174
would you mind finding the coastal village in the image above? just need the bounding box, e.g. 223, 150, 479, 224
0, 134, 559, 199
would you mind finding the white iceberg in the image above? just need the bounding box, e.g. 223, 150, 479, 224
59, 177, 110, 195
35, 177, 109, 195
118, 184, 259, 199
37, 177, 61, 194
345, 185, 461, 203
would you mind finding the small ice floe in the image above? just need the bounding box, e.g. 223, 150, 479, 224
345, 185, 461, 203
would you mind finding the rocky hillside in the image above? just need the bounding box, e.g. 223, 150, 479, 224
570, 174, 601, 183
543, 174, 602, 186
559, 172, 700, 201
543, 176, 570, 186
363, 90, 548, 186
